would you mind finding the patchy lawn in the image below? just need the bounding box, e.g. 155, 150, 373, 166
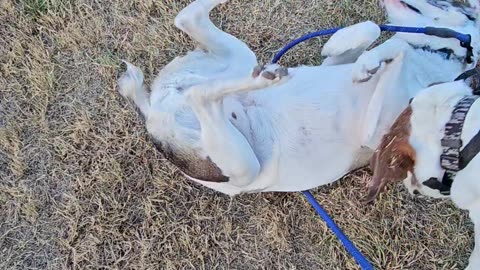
0, 0, 473, 269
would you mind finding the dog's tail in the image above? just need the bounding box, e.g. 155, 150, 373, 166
118, 61, 150, 119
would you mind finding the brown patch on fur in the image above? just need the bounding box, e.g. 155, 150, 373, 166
469, 69, 480, 92
152, 139, 229, 183
366, 105, 416, 203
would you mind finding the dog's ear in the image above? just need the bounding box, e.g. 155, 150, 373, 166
365, 106, 415, 203
366, 140, 415, 203
366, 150, 386, 204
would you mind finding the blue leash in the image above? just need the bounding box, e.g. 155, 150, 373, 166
302, 190, 374, 270
272, 24, 473, 270
272, 24, 473, 64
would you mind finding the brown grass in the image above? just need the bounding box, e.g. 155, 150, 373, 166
0, 0, 474, 269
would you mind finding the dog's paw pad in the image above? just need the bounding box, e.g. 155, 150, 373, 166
261, 67, 288, 80
352, 55, 384, 83
261, 70, 276, 80
252, 64, 289, 84
276, 67, 288, 78
252, 65, 265, 78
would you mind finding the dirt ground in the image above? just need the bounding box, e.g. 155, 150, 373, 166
0, 0, 475, 269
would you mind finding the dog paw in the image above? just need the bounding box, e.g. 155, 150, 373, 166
118, 61, 144, 99
196, 0, 228, 11
175, 0, 228, 30
252, 64, 289, 81
322, 21, 380, 57
351, 53, 386, 83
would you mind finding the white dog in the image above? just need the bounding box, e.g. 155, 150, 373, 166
367, 80, 480, 269
119, 0, 480, 196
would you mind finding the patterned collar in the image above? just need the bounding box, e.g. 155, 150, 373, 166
423, 94, 480, 195
422, 68, 480, 195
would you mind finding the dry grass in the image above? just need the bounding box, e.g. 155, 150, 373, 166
0, 0, 474, 269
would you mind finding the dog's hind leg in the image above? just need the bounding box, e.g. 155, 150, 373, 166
321, 21, 381, 66
118, 61, 150, 119
174, 0, 256, 67
188, 64, 288, 101
352, 38, 411, 83
185, 66, 288, 187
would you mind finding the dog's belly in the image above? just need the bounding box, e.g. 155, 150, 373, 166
149, 63, 382, 194
233, 65, 380, 192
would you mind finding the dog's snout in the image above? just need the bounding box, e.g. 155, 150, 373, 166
413, 190, 420, 195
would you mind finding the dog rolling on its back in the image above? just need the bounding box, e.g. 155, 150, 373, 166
119, 0, 480, 195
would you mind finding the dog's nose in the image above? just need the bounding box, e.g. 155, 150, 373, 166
413, 190, 420, 195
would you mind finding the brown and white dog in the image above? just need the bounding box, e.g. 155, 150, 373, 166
119, 0, 480, 196
367, 80, 480, 269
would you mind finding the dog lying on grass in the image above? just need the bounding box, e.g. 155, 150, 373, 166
118, 0, 480, 195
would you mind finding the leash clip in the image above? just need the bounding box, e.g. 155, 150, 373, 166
460, 36, 474, 64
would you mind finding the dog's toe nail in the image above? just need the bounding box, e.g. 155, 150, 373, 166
262, 71, 276, 80
276, 67, 288, 78
354, 76, 370, 83
252, 65, 264, 78
368, 66, 380, 75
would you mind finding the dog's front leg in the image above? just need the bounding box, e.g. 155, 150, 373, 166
186, 66, 288, 187
321, 21, 381, 66
188, 64, 289, 101
352, 38, 411, 83
175, 0, 256, 66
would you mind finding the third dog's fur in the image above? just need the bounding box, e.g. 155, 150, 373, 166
367, 80, 480, 269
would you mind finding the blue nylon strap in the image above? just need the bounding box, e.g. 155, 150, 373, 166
302, 191, 374, 270
272, 25, 471, 64
271, 27, 342, 64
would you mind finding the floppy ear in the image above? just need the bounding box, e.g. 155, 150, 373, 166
364, 106, 415, 203
366, 150, 386, 204
366, 145, 414, 203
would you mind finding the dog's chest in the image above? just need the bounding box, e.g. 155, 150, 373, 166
233, 94, 357, 164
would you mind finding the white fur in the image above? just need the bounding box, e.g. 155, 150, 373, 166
118, 0, 480, 196
405, 81, 480, 269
